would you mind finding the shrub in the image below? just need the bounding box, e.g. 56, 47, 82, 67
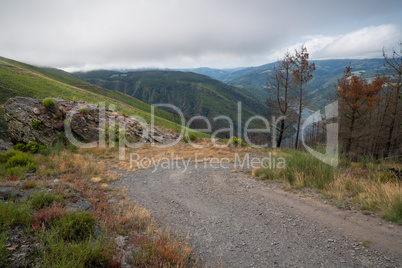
35, 232, 113, 267
132, 233, 192, 267
29, 190, 63, 210
229, 136, 247, 147
6, 166, 30, 179
13, 142, 44, 154
182, 132, 197, 143
31, 119, 42, 130
32, 205, 66, 231
42, 98, 56, 108
51, 212, 97, 241
5, 151, 34, 169
0, 201, 32, 229
0, 150, 19, 163
22, 181, 37, 189
14, 143, 26, 152
78, 106, 87, 114
26, 141, 44, 153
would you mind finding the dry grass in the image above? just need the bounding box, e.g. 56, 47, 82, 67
82, 141, 264, 172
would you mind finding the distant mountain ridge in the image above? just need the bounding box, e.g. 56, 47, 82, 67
188, 59, 386, 110
74, 70, 270, 131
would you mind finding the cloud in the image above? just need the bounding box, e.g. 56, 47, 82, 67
0, 0, 401, 70
267, 24, 402, 62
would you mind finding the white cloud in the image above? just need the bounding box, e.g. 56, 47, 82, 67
0, 0, 401, 70
267, 25, 401, 62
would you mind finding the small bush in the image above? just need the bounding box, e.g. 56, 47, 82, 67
0, 150, 20, 163
22, 181, 37, 189
0, 201, 32, 229
229, 136, 248, 147
29, 190, 63, 210
42, 98, 55, 108
36, 232, 113, 268
32, 205, 66, 231
14, 143, 26, 152
132, 233, 192, 267
5, 151, 34, 169
51, 211, 97, 241
6, 166, 30, 179
26, 142, 44, 153
31, 119, 42, 130
78, 106, 87, 114
182, 132, 197, 143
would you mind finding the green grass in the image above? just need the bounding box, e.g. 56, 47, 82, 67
256, 149, 334, 190
0, 201, 32, 230
50, 212, 97, 242
0, 150, 37, 178
29, 190, 64, 210
381, 194, 402, 224
0, 232, 9, 267
35, 232, 113, 268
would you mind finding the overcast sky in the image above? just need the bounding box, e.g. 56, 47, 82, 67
0, 0, 401, 71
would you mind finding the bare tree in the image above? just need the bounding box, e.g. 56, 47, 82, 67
291, 45, 315, 149
381, 42, 402, 157
266, 51, 295, 148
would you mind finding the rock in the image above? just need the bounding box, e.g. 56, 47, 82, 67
65, 197, 95, 212
0, 139, 13, 151
53, 179, 60, 183
107, 199, 119, 204
4, 97, 58, 145
4, 97, 178, 147
115, 235, 129, 247
94, 226, 102, 240
0, 187, 24, 200
32, 107, 40, 115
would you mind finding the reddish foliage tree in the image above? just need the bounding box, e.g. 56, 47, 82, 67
335, 64, 386, 153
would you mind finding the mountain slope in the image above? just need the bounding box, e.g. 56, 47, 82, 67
222, 59, 386, 110
74, 70, 270, 131
0, 56, 197, 139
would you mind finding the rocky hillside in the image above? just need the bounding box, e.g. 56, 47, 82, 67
4, 97, 178, 146
0, 56, 190, 140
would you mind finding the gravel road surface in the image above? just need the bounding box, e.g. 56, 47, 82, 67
113, 163, 402, 267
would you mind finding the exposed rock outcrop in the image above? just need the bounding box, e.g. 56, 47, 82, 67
4, 97, 178, 146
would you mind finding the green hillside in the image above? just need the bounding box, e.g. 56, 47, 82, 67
74, 70, 270, 131
0, 56, 203, 139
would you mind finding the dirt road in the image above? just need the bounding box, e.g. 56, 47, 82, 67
114, 163, 402, 267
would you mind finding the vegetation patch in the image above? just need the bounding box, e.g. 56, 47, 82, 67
31, 119, 42, 130
42, 97, 55, 108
